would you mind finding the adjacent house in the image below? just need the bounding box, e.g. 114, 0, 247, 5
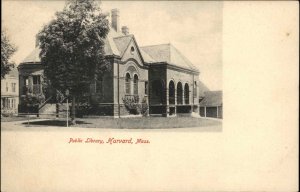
199, 91, 223, 119
1, 66, 19, 115
18, 9, 212, 117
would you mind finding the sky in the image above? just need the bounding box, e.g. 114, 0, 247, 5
2, 0, 222, 90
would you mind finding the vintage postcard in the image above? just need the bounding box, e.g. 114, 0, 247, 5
1, 1, 298, 191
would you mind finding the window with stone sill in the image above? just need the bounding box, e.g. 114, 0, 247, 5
133, 74, 138, 95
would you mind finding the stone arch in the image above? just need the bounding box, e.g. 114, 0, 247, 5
122, 61, 140, 78
177, 82, 183, 104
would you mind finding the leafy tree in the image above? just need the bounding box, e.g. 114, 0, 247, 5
38, 0, 110, 124
1, 30, 17, 79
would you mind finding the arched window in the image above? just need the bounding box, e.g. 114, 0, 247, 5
184, 83, 189, 104
193, 81, 197, 98
169, 81, 175, 104
125, 73, 131, 94
133, 74, 138, 95
177, 82, 183, 104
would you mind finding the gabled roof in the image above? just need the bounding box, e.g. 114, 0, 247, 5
22, 47, 41, 63
113, 35, 133, 56
140, 43, 198, 71
140, 49, 156, 63
200, 90, 222, 107
20, 28, 198, 73
198, 81, 210, 97
3, 66, 18, 79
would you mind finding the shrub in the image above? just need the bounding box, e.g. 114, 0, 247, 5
122, 96, 148, 116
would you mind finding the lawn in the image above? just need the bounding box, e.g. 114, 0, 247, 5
19, 116, 222, 129
1, 116, 38, 122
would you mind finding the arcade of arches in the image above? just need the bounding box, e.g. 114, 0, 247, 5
149, 79, 194, 116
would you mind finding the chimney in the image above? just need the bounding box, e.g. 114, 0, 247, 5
121, 26, 129, 35
111, 9, 119, 32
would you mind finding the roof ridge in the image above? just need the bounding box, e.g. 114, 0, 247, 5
140, 43, 171, 48
113, 34, 133, 39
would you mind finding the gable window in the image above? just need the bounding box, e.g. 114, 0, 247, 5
125, 73, 131, 94
133, 74, 138, 95
130, 46, 135, 55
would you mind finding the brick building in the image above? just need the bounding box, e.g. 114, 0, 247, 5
18, 9, 209, 117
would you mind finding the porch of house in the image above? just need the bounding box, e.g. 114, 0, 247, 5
148, 79, 198, 117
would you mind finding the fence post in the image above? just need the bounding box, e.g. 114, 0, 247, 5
27, 111, 29, 126
66, 98, 68, 127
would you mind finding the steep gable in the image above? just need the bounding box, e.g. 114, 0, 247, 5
114, 35, 146, 66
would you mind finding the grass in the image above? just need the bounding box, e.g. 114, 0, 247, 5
20, 116, 222, 129
1, 116, 38, 122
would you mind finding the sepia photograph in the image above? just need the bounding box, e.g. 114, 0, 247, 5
2, 0, 222, 130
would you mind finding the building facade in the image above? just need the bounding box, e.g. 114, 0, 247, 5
18, 9, 208, 117
1, 67, 19, 115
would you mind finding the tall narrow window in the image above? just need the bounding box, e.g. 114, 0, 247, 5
145, 81, 148, 95
193, 81, 197, 98
33, 76, 40, 85
12, 83, 16, 92
32, 76, 41, 94
6, 82, 8, 92
184, 83, 189, 104
177, 82, 183, 104
125, 73, 131, 94
24, 77, 29, 87
169, 81, 175, 104
133, 74, 138, 95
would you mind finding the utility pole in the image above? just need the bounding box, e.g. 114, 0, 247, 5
65, 89, 69, 127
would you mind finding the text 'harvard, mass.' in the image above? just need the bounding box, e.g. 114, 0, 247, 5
68, 137, 150, 144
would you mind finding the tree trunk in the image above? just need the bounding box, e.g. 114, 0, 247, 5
71, 95, 76, 125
